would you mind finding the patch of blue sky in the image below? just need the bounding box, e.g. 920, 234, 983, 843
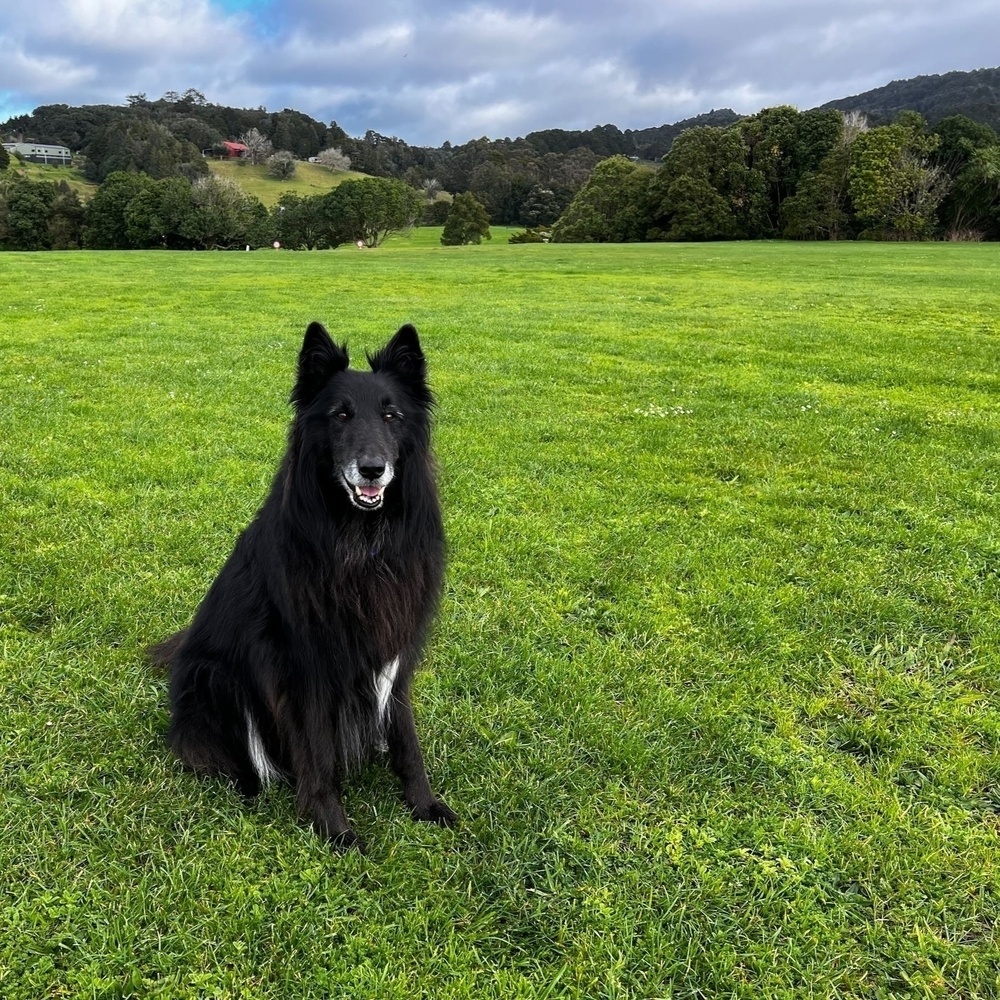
0, 92, 31, 122
212, 0, 263, 11
211, 0, 281, 37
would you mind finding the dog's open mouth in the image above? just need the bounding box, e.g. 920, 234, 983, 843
342, 476, 386, 510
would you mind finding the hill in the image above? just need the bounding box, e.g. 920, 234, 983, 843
818, 66, 1000, 131
4, 65, 999, 226
523, 109, 743, 162
0, 157, 368, 207
6, 160, 96, 200
206, 159, 368, 207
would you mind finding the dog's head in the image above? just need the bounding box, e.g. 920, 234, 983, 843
290, 322, 432, 512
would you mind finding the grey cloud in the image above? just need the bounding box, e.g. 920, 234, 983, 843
1, 0, 998, 145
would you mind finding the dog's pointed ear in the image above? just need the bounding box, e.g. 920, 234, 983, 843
291, 322, 349, 409
368, 324, 432, 406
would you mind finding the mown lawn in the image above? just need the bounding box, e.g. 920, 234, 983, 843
1, 240, 998, 998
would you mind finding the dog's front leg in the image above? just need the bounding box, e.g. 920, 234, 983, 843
386, 686, 457, 827
281, 702, 362, 850
295, 775, 360, 850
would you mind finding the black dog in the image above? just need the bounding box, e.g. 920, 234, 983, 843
150, 322, 455, 849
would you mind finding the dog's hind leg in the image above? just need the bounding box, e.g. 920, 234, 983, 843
169, 660, 262, 798
385, 680, 457, 828
147, 629, 189, 671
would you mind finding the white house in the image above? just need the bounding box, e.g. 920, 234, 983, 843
2, 141, 73, 165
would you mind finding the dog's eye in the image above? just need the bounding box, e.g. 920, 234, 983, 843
335, 410, 350, 421
383, 412, 395, 422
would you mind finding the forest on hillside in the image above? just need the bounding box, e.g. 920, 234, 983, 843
2, 67, 1000, 248
820, 66, 1000, 132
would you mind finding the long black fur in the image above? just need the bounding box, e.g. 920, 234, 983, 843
150, 322, 455, 849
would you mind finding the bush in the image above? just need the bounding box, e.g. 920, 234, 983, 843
422, 199, 452, 226
508, 227, 550, 243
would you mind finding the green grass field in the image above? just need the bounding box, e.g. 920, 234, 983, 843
1, 240, 998, 998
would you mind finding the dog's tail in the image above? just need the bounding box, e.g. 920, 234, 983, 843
147, 629, 188, 672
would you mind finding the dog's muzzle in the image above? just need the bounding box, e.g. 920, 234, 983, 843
341, 461, 394, 511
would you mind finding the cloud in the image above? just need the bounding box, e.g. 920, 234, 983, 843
0, 0, 253, 113
1, 0, 998, 145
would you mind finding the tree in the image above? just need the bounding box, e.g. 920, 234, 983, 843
931, 116, 1000, 236
947, 145, 1000, 238
163, 115, 223, 152
441, 192, 491, 245
315, 147, 352, 172
468, 158, 515, 223
49, 183, 85, 249
781, 144, 854, 240
731, 106, 844, 237
0, 145, 9, 171
124, 176, 200, 249
0, 179, 55, 250
518, 184, 562, 227
422, 199, 451, 225
782, 112, 860, 240
648, 127, 745, 240
239, 127, 273, 165
931, 115, 996, 176
849, 115, 946, 239
650, 175, 736, 240
83, 171, 155, 248
551, 155, 651, 242
272, 192, 330, 249
734, 106, 801, 236
267, 150, 297, 181
190, 174, 272, 248
320, 177, 423, 247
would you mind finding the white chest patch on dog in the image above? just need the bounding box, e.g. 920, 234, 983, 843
246, 713, 281, 785
375, 657, 400, 726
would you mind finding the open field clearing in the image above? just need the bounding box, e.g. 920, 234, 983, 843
1, 240, 998, 997
11, 160, 98, 199
206, 158, 370, 205
6, 157, 368, 207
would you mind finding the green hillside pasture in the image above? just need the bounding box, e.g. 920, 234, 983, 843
8, 160, 97, 200
3, 157, 366, 207
1, 241, 998, 998
207, 157, 370, 206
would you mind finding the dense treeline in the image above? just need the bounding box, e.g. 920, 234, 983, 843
549, 108, 1000, 243
4, 74, 1000, 249
3, 108, 998, 250
1, 91, 742, 228
0, 169, 430, 251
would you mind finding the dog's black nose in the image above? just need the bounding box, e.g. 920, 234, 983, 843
358, 461, 386, 482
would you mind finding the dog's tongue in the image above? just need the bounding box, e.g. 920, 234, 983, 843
357, 485, 383, 499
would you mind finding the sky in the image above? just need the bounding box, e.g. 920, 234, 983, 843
1, 0, 998, 147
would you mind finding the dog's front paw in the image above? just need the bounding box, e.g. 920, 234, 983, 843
411, 797, 458, 827
327, 827, 366, 853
